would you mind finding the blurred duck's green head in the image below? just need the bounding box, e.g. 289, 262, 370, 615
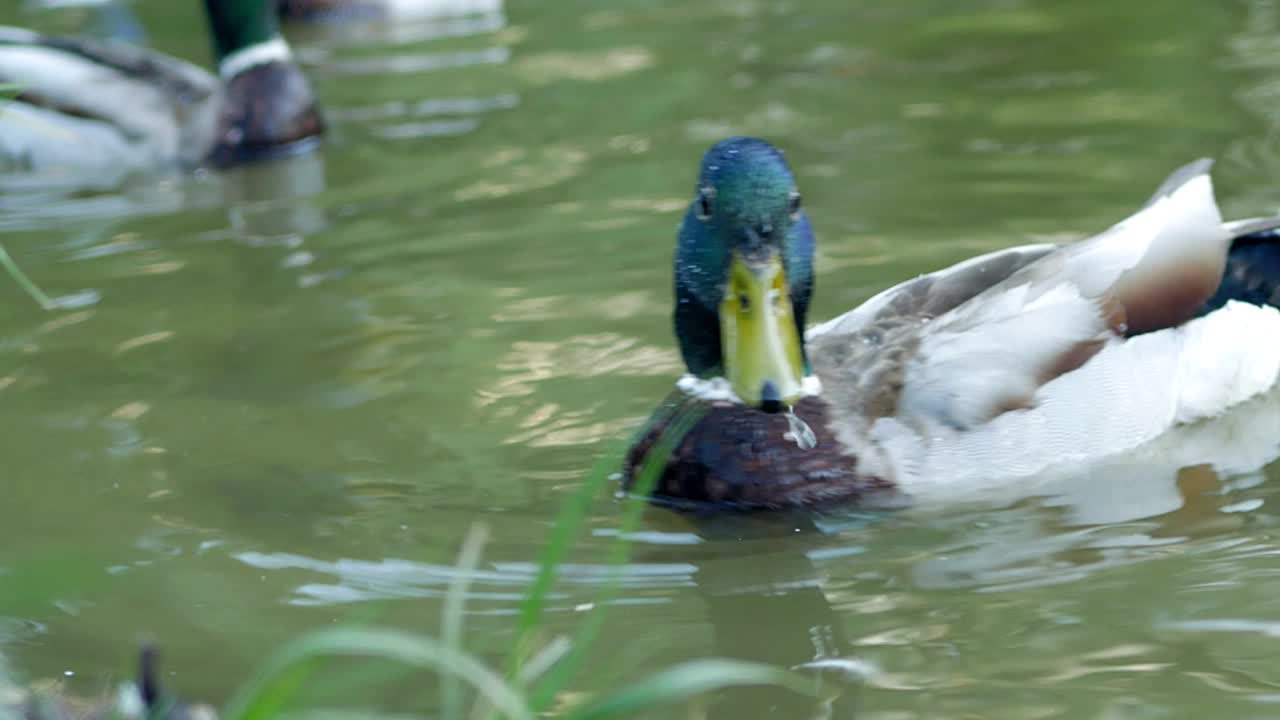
674, 137, 815, 412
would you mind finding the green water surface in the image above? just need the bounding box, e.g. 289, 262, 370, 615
4, 0, 1280, 717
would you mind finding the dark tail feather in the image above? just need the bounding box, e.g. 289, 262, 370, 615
1201, 219, 1280, 315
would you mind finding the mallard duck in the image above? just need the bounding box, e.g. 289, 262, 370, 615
623, 136, 1280, 511
275, 0, 500, 22
7, 644, 216, 719
0, 0, 323, 191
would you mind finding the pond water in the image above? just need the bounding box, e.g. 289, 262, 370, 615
4, 0, 1280, 717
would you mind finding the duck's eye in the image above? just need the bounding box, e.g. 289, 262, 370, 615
696, 187, 715, 221
787, 191, 802, 219
738, 293, 751, 311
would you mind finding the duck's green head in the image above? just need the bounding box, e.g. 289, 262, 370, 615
674, 137, 815, 412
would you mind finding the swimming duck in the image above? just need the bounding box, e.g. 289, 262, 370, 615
623, 137, 1280, 511
0, 0, 323, 191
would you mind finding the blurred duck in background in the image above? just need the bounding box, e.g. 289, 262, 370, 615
0, 0, 324, 192
274, 0, 499, 22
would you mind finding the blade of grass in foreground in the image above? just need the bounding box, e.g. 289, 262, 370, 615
566, 659, 817, 720
0, 245, 57, 310
525, 402, 706, 712
442, 523, 490, 720
506, 395, 704, 681
223, 628, 534, 720
503, 436, 632, 680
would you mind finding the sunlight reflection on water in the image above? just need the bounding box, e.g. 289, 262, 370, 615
5, 0, 1280, 717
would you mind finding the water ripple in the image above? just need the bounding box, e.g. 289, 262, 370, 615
234, 551, 698, 607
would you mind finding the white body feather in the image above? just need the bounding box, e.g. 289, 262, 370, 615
0, 29, 220, 191
808, 159, 1280, 499
878, 300, 1280, 498
384, 0, 503, 18
0, 103, 141, 191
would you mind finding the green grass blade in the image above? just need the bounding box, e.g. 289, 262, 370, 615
223, 627, 533, 720
274, 711, 422, 720
525, 402, 705, 712
566, 659, 817, 720
513, 635, 571, 687
503, 439, 630, 680
473, 635, 571, 720
442, 523, 490, 720
229, 658, 321, 720
0, 245, 56, 310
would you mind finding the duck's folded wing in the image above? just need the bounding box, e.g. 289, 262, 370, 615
0, 26, 217, 151
898, 159, 1243, 429
807, 243, 1058, 342
806, 242, 1061, 426
0, 27, 216, 104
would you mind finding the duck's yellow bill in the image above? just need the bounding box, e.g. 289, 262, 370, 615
719, 251, 805, 411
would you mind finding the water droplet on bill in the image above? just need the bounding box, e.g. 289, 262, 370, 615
784, 406, 817, 449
